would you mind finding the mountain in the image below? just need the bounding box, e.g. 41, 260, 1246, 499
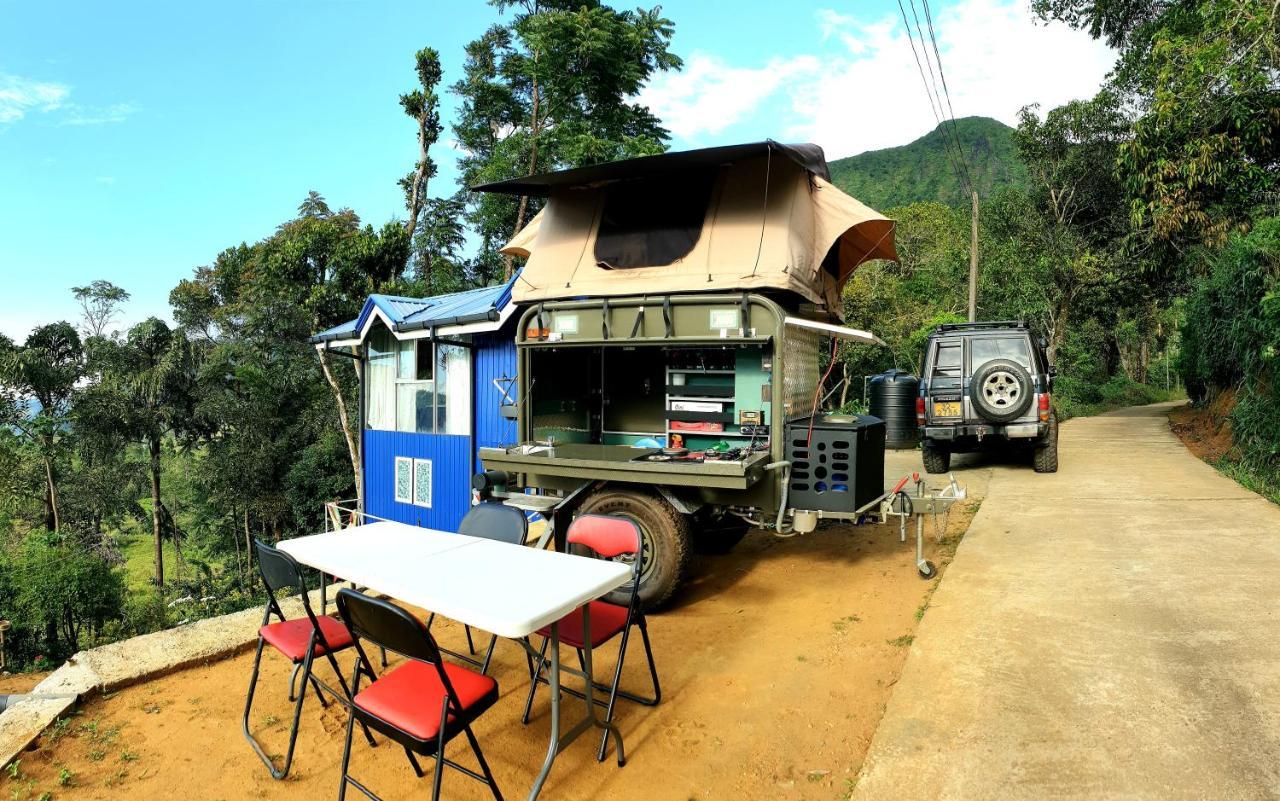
827, 117, 1029, 211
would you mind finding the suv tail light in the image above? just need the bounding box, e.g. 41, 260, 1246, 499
915, 396, 926, 427
1038, 392, 1051, 422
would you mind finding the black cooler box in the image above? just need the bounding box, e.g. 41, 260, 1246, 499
785, 414, 886, 512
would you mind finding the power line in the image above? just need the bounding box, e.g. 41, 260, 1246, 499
895, 0, 969, 195
919, 0, 975, 194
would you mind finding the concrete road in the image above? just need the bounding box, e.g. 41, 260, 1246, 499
854, 402, 1280, 800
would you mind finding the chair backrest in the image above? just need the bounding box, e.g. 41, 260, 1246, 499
336, 587, 441, 665
566, 514, 641, 559
458, 502, 528, 546
254, 539, 306, 596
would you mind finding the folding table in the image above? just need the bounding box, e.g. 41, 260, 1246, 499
279, 522, 632, 800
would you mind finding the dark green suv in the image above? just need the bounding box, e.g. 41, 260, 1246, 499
916, 321, 1058, 473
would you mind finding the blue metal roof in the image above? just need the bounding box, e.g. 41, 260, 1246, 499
310, 277, 516, 344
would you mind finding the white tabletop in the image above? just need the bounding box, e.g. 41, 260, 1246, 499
279, 521, 631, 639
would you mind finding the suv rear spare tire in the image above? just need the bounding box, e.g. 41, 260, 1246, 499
970, 359, 1034, 423
575, 487, 691, 611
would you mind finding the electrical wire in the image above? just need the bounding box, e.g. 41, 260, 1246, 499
920, 0, 975, 194
895, 0, 973, 197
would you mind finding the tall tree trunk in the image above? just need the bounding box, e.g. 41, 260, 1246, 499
1047, 293, 1072, 365
243, 509, 253, 578
149, 435, 164, 588
508, 47, 542, 281
1137, 338, 1150, 384
42, 453, 60, 533
319, 349, 363, 512
405, 115, 431, 237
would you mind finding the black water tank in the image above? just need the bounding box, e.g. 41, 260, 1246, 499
869, 369, 920, 449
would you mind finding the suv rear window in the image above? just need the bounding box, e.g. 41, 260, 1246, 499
971, 337, 1032, 370
932, 343, 961, 377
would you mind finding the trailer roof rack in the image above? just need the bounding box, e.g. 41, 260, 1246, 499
933, 320, 1027, 333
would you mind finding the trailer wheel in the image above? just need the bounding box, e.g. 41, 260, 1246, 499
575, 488, 692, 611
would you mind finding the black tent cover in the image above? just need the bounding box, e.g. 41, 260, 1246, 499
472, 140, 831, 197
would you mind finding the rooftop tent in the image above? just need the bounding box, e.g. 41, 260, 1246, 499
474, 141, 897, 317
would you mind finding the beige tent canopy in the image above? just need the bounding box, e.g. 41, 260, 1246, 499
475, 141, 897, 318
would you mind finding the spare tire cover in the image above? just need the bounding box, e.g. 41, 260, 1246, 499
970, 359, 1033, 423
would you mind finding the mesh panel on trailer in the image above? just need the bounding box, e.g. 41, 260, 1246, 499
782, 326, 821, 419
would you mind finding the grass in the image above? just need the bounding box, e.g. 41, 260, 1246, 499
117, 530, 183, 595
1214, 457, 1280, 506
887, 634, 915, 648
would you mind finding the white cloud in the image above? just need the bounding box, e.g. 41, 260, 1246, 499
60, 102, 137, 126
0, 74, 70, 124
639, 0, 1114, 158
638, 52, 820, 141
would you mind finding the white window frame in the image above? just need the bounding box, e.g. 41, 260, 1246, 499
394, 457, 413, 504
412, 458, 433, 508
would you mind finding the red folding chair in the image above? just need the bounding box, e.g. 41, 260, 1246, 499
336, 588, 504, 801
520, 514, 661, 762
243, 539, 374, 780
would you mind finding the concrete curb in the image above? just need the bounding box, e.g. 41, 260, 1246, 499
0, 591, 323, 770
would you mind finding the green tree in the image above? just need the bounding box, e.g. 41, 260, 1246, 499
0, 530, 125, 661
0, 323, 85, 532
452, 0, 682, 279
90, 318, 200, 588
72, 280, 131, 339
413, 194, 471, 295
1034, 0, 1280, 245
399, 48, 445, 237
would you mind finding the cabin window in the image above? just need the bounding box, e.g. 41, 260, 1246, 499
396, 339, 436, 434
366, 328, 397, 430
593, 170, 716, 269
364, 326, 470, 436
435, 344, 471, 436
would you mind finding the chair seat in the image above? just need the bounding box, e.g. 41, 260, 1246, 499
535, 600, 630, 649
259, 616, 353, 662
354, 661, 498, 742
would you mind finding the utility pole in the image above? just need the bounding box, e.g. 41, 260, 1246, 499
968, 190, 979, 322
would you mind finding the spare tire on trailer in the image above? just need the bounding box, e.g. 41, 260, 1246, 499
970, 359, 1034, 423
575, 487, 691, 611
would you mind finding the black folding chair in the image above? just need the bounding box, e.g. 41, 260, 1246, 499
521, 514, 661, 762
242, 539, 374, 780
426, 502, 528, 674
336, 588, 504, 801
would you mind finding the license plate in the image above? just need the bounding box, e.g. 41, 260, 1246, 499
933, 401, 961, 417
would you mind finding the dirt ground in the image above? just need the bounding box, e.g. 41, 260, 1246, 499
6, 501, 977, 801
1168, 391, 1235, 462
0, 672, 48, 695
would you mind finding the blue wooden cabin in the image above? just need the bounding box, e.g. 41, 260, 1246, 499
310, 280, 519, 531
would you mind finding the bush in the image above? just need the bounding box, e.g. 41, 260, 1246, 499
0, 531, 126, 667
1179, 217, 1280, 482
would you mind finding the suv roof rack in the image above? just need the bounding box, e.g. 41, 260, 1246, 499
933, 320, 1027, 333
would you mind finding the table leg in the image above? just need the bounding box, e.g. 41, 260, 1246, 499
528, 621, 561, 800
524, 607, 627, 801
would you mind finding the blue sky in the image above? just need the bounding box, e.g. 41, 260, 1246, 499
0, 0, 1112, 340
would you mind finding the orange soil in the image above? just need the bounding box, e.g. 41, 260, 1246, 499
8, 504, 976, 801
0, 672, 49, 695
1168, 390, 1237, 463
